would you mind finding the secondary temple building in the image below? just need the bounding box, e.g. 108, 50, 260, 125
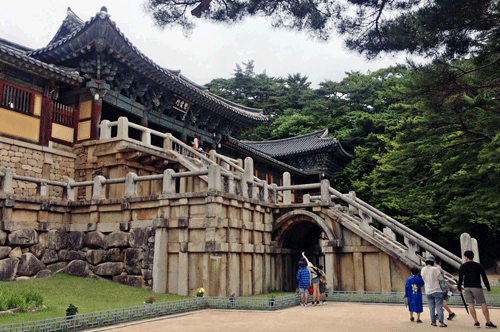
0, 7, 463, 296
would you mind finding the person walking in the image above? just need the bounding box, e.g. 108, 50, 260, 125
302, 252, 323, 306
404, 267, 424, 323
296, 259, 310, 307
421, 255, 447, 327
318, 264, 327, 305
434, 257, 456, 320
457, 250, 497, 328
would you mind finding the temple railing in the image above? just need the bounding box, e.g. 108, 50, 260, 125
274, 178, 463, 270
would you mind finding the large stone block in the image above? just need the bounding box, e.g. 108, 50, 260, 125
41, 249, 59, 264
8, 229, 38, 247
0, 246, 12, 259
0, 258, 19, 281
112, 275, 145, 288
124, 248, 143, 275
67, 231, 84, 250
29, 244, 45, 259
17, 253, 45, 276
105, 231, 129, 249
35, 269, 54, 279
94, 262, 124, 276
58, 249, 69, 261
63, 260, 89, 277
0, 230, 6, 246
86, 250, 108, 265
108, 248, 124, 262
44, 230, 68, 251
128, 228, 147, 248
9, 246, 22, 259
46, 261, 67, 272
67, 250, 86, 261
84, 231, 105, 249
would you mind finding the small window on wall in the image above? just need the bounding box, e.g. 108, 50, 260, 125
1, 83, 33, 114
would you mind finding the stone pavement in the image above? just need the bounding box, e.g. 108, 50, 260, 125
94, 303, 500, 332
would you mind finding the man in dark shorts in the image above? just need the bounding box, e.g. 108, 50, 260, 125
457, 250, 497, 328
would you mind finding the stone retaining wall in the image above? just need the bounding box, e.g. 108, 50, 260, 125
0, 137, 75, 199
0, 228, 154, 289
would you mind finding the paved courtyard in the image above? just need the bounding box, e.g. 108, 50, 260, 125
96, 303, 500, 332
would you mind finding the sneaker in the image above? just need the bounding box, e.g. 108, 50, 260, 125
447, 313, 456, 321
486, 322, 497, 329
410, 317, 415, 322
322, 301, 327, 305
474, 322, 481, 328
417, 320, 422, 323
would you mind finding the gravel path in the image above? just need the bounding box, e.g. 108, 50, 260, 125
94, 302, 500, 332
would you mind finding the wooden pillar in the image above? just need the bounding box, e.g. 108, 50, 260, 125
353, 252, 365, 292
91, 95, 102, 140
40, 96, 53, 146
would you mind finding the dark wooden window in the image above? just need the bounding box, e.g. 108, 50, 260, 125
52, 102, 75, 127
1, 84, 33, 114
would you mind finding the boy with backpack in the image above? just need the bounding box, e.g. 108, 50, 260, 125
297, 259, 310, 306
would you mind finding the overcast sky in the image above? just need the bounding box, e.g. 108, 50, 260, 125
1, 1, 412, 88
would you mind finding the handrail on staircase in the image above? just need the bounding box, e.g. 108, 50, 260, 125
327, 186, 462, 269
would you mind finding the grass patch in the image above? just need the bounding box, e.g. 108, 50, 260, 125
249, 291, 295, 298
490, 286, 500, 295
0, 274, 187, 325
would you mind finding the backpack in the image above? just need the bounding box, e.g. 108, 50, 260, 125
320, 274, 327, 285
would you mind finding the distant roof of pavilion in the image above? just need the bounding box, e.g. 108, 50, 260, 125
224, 136, 307, 176
0, 37, 82, 85
26, 7, 267, 126
243, 129, 354, 160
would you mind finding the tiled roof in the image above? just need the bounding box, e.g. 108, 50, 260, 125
28, 7, 267, 125
224, 136, 307, 176
244, 129, 354, 160
0, 38, 82, 85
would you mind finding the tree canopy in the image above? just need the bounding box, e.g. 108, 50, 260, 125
144, 0, 500, 60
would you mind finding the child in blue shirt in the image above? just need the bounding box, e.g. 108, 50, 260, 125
404, 267, 424, 323
297, 259, 310, 306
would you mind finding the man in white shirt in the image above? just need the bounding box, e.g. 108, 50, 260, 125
421, 255, 447, 327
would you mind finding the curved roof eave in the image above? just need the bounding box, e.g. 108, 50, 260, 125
225, 136, 307, 176
0, 38, 82, 85
28, 8, 267, 126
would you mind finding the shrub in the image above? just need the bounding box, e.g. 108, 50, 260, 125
66, 304, 78, 317
145, 296, 155, 304
25, 291, 44, 308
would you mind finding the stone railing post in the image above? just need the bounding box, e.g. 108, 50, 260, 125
63, 178, 76, 201
348, 191, 358, 214
124, 172, 138, 198
244, 157, 256, 199
228, 174, 236, 195
92, 175, 107, 200
162, 169, 176, 195
99, 119, 111, 139
383, 227, 396, 240
303, 194, 311, 204
404, 237, 421, 263
163, 133, 172, 150
116, 116, 129, 140
1, 168, 13, 195
141, 128, 151, 145
320, 179, 330, 204
283, 172, 291, 204
461, 233, 480, 262
270, 183, 278, 203
209, 149, 217, 163
359, 210, 374, 236
263, 182, 269, 202
208, 164, 222, 193
37, 181, 48, 199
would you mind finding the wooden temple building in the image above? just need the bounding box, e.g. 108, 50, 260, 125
3, 7, 444, 299
0, 6, 353, 189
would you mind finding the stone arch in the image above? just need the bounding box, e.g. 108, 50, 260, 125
273, 209, 336, 247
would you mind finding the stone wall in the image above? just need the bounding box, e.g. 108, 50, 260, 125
0, 137, 75, 199
0, 228, 155, 289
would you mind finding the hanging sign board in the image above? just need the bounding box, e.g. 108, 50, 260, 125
173, 95, 191, 113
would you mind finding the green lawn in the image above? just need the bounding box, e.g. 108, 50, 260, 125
490, 286, 500, 295
0, 274, 187, 325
